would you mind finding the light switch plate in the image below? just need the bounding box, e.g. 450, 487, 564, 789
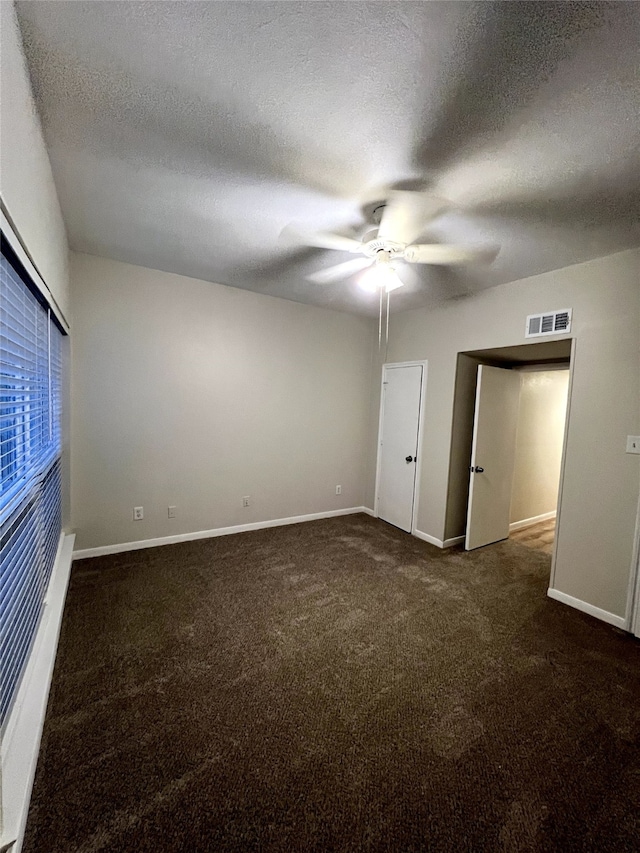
626, 436, 640, 454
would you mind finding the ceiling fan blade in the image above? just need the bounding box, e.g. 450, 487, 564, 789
377, 192, 448, 245
306, 257, 372, 285
280, 225, 362, 254
404, 243, 499, 265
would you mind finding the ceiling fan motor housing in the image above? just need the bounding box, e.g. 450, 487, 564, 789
361, 237, 406, 259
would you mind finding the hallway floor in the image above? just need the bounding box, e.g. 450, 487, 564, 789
510, 517, 556, 555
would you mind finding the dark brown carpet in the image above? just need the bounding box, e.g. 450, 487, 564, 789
24, 514, 640, 853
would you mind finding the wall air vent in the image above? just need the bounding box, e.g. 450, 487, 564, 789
525, 308, 572, 338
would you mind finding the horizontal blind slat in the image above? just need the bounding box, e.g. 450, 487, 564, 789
1, 245, 63, 728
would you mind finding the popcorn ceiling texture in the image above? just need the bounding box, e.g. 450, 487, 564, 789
16, 1, 640, 315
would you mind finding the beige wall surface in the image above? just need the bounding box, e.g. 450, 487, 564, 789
0, 2, 70, 320
70, 253, 375, 550
510, 370, 569, 524
369, 248, 640, 618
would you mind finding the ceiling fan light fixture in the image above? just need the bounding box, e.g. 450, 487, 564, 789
358, 262, 404, 294
384, 272, 404, 293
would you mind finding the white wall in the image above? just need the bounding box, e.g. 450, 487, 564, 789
0, 2, 69, 321
70, 253, 375, 551
1, 9, 73, 850
510, 369, 569, 524
1, 0, 73, 532
368, 248, 640, 619
1, 1, 71, 529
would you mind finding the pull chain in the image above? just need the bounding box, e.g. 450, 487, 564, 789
378, 288, 392, 352
386, 290, 390, 350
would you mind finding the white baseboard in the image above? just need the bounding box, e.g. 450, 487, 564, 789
547, 587, 627, 630
413, 529, 443, 548
72, 507, 372, 560
510, 511, 556, 532
1, 532, 75, 853
413, 530, 464, 549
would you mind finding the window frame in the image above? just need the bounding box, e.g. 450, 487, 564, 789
1, 227, 67, 730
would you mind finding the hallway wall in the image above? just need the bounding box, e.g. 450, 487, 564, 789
510, 369, 570, 524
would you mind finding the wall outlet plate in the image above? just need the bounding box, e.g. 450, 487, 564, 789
626, 436, 640, 454
242, 496, 250, 507
168, 506, 176, 518
133, 506, 144, 520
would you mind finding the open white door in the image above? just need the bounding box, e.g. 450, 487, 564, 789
377, 364, 424, 533
465, 365, 521, 550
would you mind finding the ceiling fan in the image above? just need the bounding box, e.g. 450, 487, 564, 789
281, 190, 499, 294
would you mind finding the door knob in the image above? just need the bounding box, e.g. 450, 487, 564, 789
474, 466, 484, 473
405, 455, 415, 463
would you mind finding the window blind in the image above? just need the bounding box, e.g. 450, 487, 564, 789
0, 235, 64, 728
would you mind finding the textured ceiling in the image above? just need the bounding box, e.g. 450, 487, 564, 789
16, 1, 640, 315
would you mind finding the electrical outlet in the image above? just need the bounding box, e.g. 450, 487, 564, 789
133, 506, 144, 520
242, 496, 250, 507
168, 506, 176, 519
626, 436, 640, 454
335, 485, 342, 495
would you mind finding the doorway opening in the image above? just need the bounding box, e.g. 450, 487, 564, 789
508, 365, 570, 554
444, 340, 572, 567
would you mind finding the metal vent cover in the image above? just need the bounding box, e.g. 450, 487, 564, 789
525, 309, 572, 338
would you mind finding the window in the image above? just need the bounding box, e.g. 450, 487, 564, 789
0, 234, 64, 728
